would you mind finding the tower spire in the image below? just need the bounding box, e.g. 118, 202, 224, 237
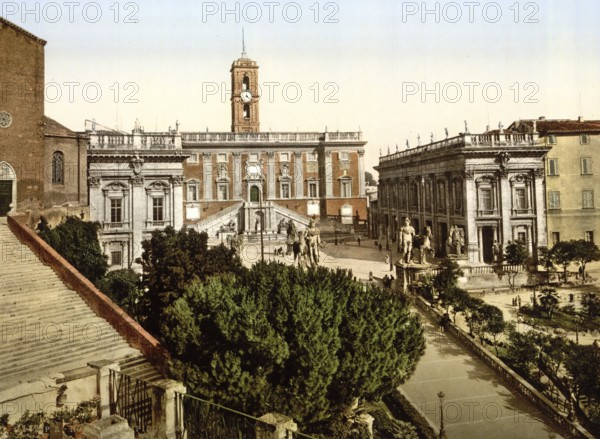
241, 28, 247, 58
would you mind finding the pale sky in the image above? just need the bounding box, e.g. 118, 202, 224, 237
6, 0, 600, 175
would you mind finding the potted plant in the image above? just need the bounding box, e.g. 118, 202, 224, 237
49, 407, 72, 439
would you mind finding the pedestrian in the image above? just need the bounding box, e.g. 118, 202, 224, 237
385, 255, 390, 265
357, 236, 361, 246
517, 295, 521, 308
378, 242, 382, 252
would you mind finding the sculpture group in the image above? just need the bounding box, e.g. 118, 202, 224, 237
287, 219, 322, 268
398, 218, 435, 265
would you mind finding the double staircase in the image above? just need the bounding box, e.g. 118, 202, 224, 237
0, 218, 162, 393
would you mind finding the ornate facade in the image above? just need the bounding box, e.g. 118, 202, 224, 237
87, 122, 187, 268
375, 129, 550, 264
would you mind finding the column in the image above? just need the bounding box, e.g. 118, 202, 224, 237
233, 152, 242, 200
267, 152, 275, 199
533, 168, 547, 250
88, 360, 120, 419
464, 172, 479, 263
202, 153, 212, 200
256, 413, 297, 439
358, 149, 366, 197
294, 151, 303, 198
152, 380, 186, 439
172, 176, 183, 229
324, 150, 333, 198
499, 172, 512, 247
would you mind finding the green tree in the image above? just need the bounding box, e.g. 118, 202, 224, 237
537, 246, 555, 284
96, 269, 145, 320
439, 286, 470, 323
137, 226, 243, 332
538, 287, 559, 320
504, 330, 539, 379
503, 241, 529, 290
162, 263, 425, 426
37, 215, 107, 283
582, 292, 600, 320
550, 241, 575, 282
433, 258, 464, 292
565, 343, 600, 402
571, 239, 600, 280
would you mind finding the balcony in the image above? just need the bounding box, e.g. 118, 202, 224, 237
180, 131, 363, 144
102, 222, 130, 231
477, 209, 500, 218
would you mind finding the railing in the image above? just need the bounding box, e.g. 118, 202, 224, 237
180, 131, 362, 143
174, 393, 318, 439
102, 221, 130, 231
378, 132, 538, 167
109, 369, 154, 434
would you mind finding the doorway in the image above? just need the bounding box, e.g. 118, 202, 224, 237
0, 181, 12, 216
481, 226, 495, 264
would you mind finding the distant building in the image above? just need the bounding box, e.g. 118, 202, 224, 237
0, 18, 87, 219
0, 17, 46, 215
375, 128, 550, 264
509, 117, 600, 245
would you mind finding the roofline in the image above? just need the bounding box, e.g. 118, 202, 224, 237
0, 16, 47, 45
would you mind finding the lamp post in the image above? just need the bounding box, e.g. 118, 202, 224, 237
437, 391, 446, 439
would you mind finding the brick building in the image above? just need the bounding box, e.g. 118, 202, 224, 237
375, 128, 550, 264
0, 18, 87, 218
0, 17, 46, 216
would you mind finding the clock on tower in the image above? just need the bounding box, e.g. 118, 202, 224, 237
231, 48, 260, 133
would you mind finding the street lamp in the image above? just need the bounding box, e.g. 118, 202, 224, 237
437, 391, 446, 439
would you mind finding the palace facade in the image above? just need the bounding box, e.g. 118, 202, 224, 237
88, 53, 368, 268
374, 129, 550, 264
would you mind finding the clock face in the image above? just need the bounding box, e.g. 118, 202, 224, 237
241, 90, 252, 103
0, 111, 12, 128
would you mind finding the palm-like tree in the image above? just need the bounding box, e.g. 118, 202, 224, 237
539, 287, 560, 319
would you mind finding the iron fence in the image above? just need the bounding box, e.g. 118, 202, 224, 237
109, 369, 154, 434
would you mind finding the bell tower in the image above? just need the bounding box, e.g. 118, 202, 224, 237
231, 34, 260, 133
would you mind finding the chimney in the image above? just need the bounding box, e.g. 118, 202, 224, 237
578, 116, 585, 122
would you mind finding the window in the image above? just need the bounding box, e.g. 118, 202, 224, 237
586, 231, 594, 243
339, 151, 349, 161
452, 180, 463, 212
307, 152, 317, 162
517, 232, 526, 243
581, 134, 590, 144
583, 190, 595, 209
242, 75, 250, 91
514, 188, 528, 210
250, 153, 259, 162
52, 151, 64, 184
280, 152, 289, 162
218, 184, 229, 201
111, 250, 122, 266
581, 158, 592, 175
551, 232, 560, 246
548, 191, 560, 209
110, 199, 122, 223
479, 188, 493, 211
217, 153, 227, 163
411, 183, 419, 210
243, 104, 250, 119
308, 181, 318, 198
152, 197, 164, 221
281, 183, 290, 199
547, 158, 559, 176
340, 179, 352, 198
187, 181, 199, 201
187, 153, 199, 164
547, 135, 556, 144
436, 182, 446, 213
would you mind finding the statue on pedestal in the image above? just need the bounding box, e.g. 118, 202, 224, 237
448, 225, 466, 256
400, 217, 416, 263
304, 219, 322, 268
419, 226, 435, 264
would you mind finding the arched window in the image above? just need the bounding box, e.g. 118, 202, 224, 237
243, 104, 250, 119
52, 151, 64, 184
243, 75, 250, 91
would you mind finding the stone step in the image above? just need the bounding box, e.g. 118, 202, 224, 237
0, 285, 73, 300
0, 330, 135, 376
0, 297, 92, 318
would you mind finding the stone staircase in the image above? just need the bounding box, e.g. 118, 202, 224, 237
0, 218, 162, 392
